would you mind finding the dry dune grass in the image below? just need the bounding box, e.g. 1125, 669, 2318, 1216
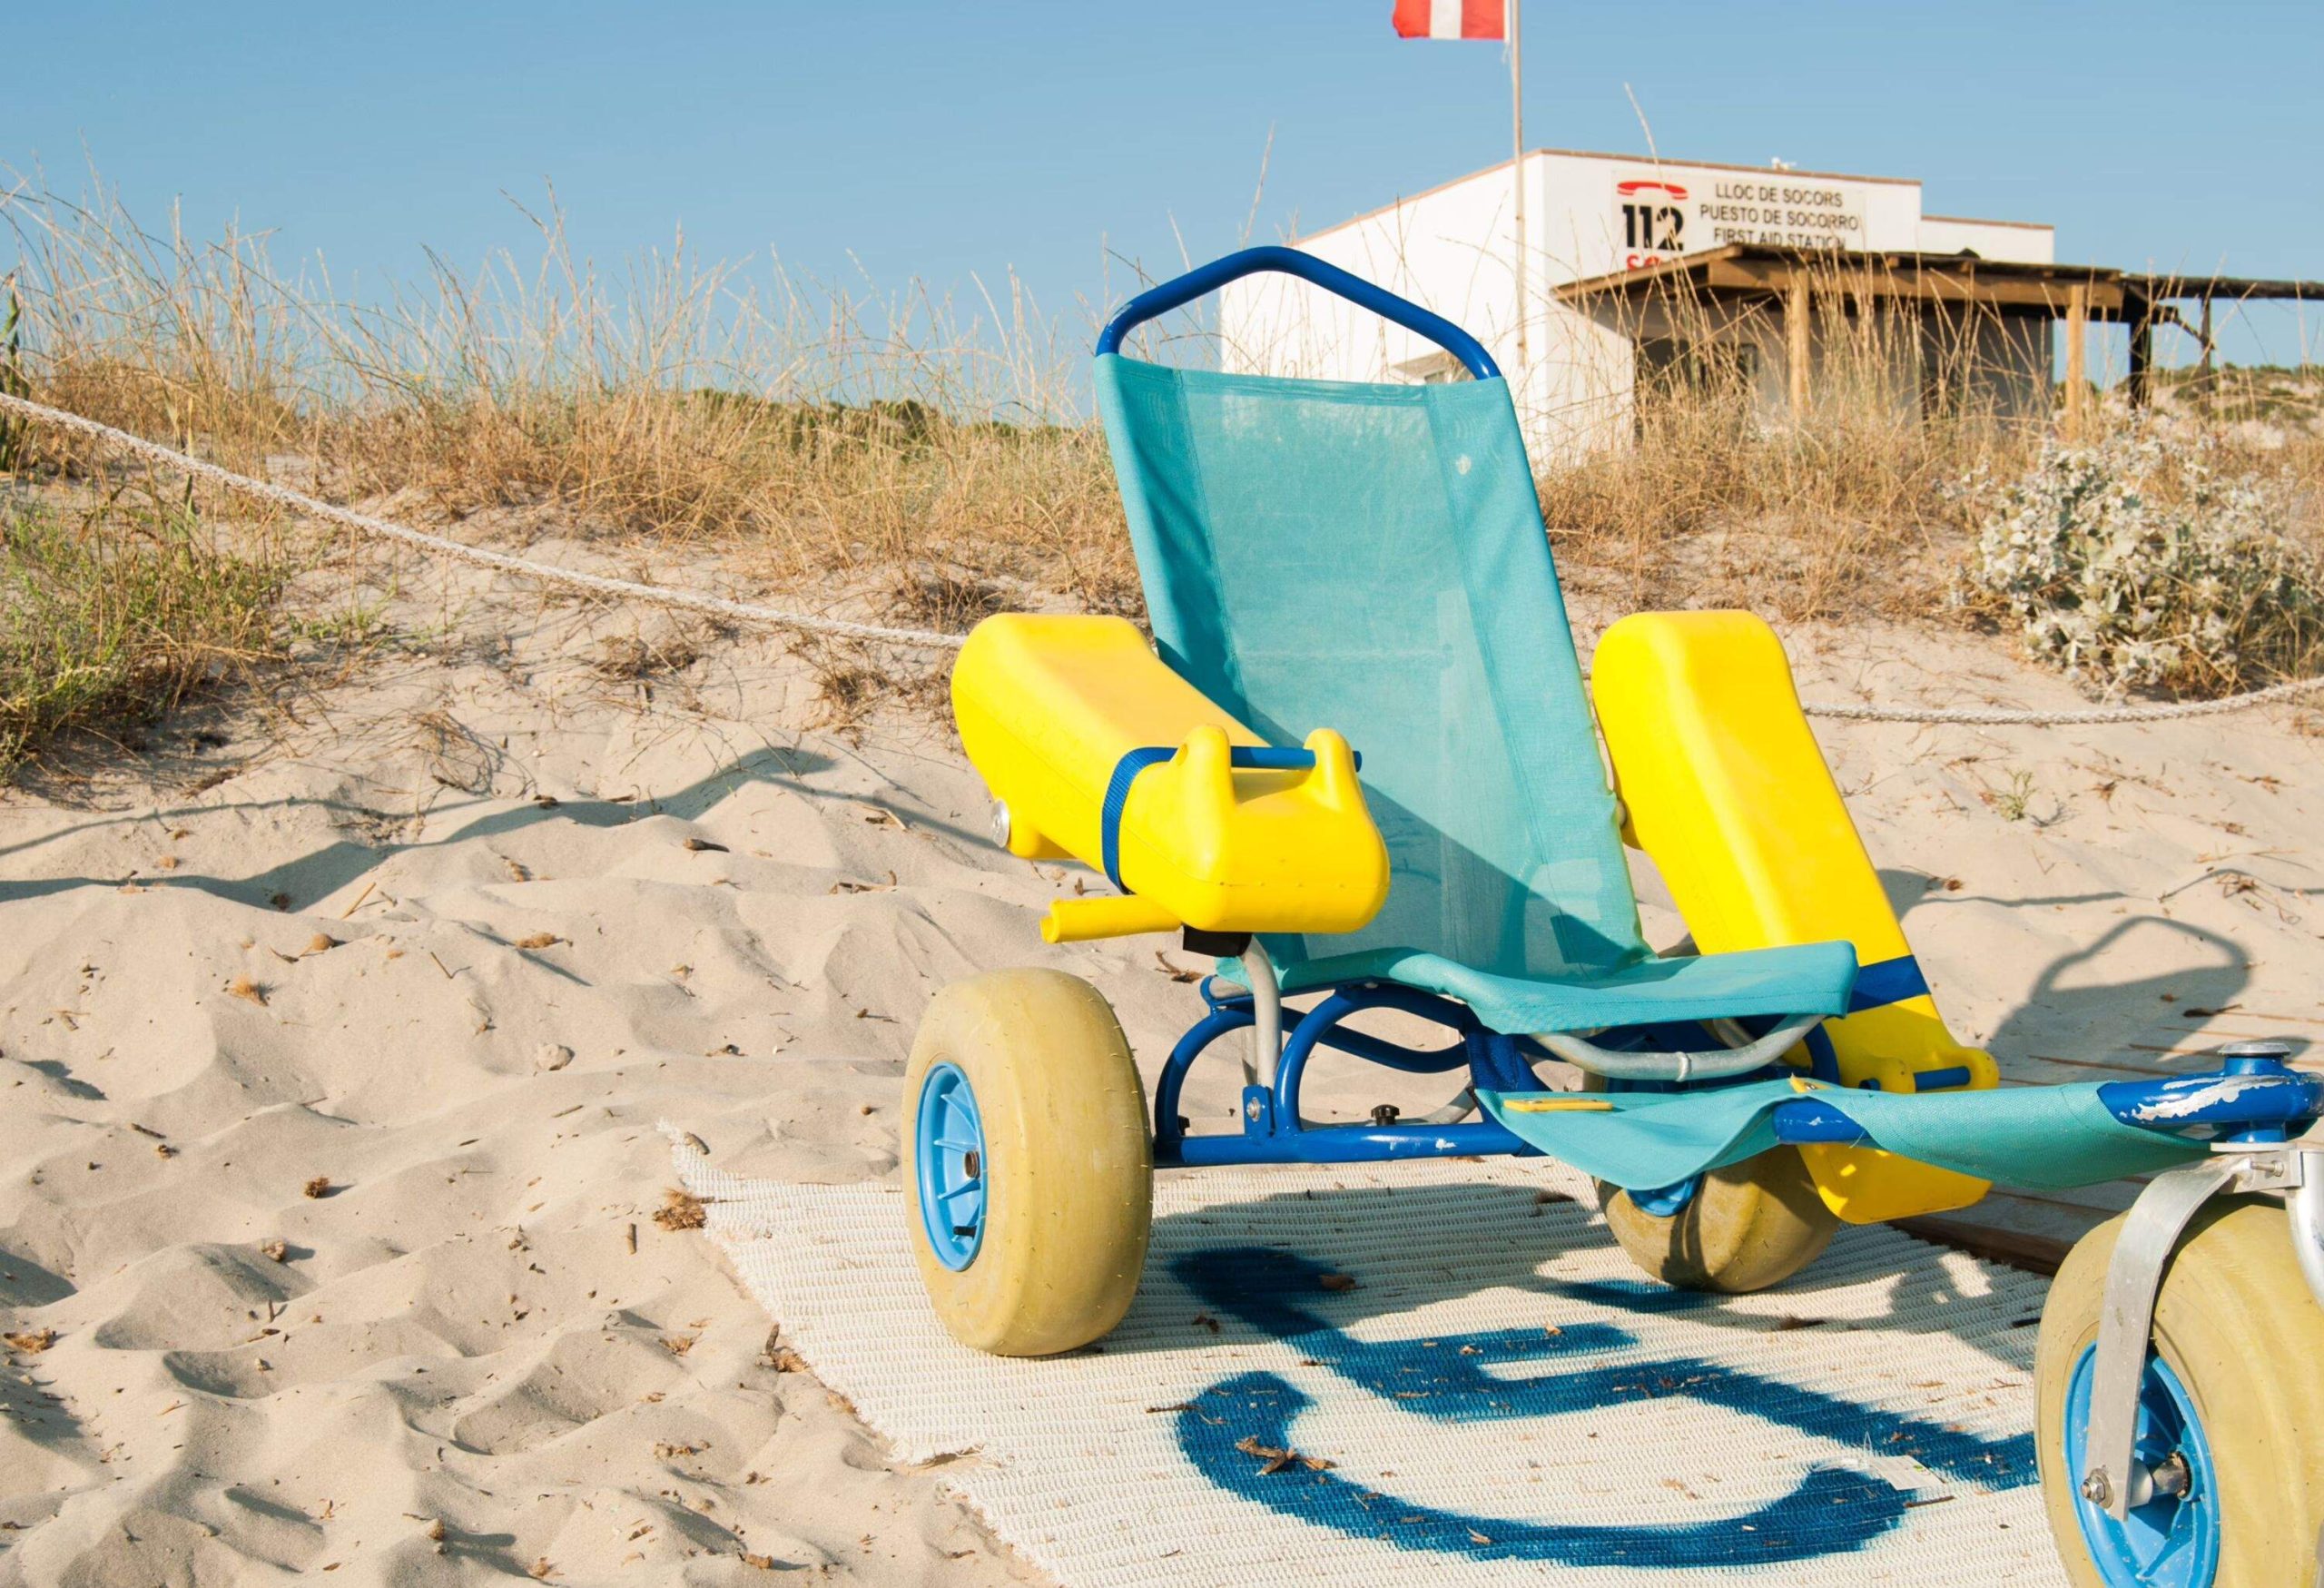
4, 173, 2321, 773
1538, 395, 2019, 622
1539, 304, 2004, 617
1535, 263, 2324, 625
2, 177, 1136, 614
0, 176, 1137, 766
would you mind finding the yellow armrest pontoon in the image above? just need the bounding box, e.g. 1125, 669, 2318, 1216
1592, 610, 2001, 1223
951, 614, 1389, 943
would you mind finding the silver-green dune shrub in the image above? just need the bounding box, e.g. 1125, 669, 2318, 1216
1965, 429, 2324, 694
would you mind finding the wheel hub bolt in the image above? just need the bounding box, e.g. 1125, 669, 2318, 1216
2150, 1451, 2192, 1499
2080, 1470, 2112, 1506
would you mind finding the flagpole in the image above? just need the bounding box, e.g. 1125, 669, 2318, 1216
1509, 0, 1526, 379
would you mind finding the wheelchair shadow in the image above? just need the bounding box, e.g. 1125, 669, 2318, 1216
1984, 916, 2266, 1070
1123, 1179, 2040, 1566
1128, 1180, 2040, 1368
1884, 867, 2270, 1070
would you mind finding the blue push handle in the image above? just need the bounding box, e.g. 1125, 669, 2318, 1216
1095, 245, 1502, 380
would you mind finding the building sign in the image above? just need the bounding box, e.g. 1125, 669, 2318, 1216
1616, 168, 1867, 270
1614, 175, 1692, 269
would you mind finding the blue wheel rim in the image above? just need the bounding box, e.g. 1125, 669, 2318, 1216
2062, 1343, 2221, 1587
914, 1062, 987, 1271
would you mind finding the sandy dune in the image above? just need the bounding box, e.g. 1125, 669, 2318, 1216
2, 538, 2319, 1584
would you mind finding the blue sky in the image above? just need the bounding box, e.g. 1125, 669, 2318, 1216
8, 1, 2319, 370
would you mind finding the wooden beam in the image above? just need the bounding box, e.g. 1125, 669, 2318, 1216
1787, 275, 1811, 416
1685, 257, 2127, 313
2127, 273, 2324, 302
2064, 283, 2090, 440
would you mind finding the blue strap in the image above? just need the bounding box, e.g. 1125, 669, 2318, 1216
1846, 953, 1929, 1014
1802, 1025, 1843, 1084
1804, 952, 1945, 1090
1468, 1032, 1538, 1095
1100, 747, 1178, 891
1098, 743, 1357, 893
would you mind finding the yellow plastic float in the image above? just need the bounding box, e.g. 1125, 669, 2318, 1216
950, 613, 1389, 944
1590, 610, 2000, 1224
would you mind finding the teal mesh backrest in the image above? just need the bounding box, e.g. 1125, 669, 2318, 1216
1094, 354, 1649, 981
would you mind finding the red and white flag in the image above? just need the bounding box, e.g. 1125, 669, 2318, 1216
1391, 0, 1505, 40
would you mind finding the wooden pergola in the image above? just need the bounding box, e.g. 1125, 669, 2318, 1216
1556, 243, 2324, 435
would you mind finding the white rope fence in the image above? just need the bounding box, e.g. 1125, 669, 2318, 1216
1794, 685, 2324, 725
5, 388, 2322, 727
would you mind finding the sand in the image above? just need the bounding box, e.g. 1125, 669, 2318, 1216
2, 536, 2320, 1584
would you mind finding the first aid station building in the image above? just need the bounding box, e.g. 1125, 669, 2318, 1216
1217, 147, 2083, 459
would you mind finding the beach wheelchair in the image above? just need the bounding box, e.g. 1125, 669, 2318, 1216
901, 247, 2324, 1585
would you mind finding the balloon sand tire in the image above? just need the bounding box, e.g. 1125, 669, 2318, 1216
1598, 1149, 1840, 1294
2035, 1196, 2324, 1587
903, 969, 1152, 1356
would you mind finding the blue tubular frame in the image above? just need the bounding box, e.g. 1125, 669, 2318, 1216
1096, 245, 1503, 380
1154, 980, 1526, 1167
1148, 979, 2324, 1171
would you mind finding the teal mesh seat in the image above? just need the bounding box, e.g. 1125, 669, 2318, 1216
1094, 354, 1857, 1035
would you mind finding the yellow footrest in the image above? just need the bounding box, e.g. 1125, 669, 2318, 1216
1041, 895, 1180, 944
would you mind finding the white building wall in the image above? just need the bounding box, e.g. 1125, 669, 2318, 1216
1917, 214, 2057, 261
1218, 149, 2056, 463
1220, 164, 1524, 386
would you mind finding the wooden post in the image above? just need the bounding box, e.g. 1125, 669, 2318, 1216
2063, 282, 2089, 439
2198, 294, 2214, 419
2127, 299, 2152, 409
1787, 272, 1811, 417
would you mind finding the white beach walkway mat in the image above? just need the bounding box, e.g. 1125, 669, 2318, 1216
675, 1148, 2072, 1587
